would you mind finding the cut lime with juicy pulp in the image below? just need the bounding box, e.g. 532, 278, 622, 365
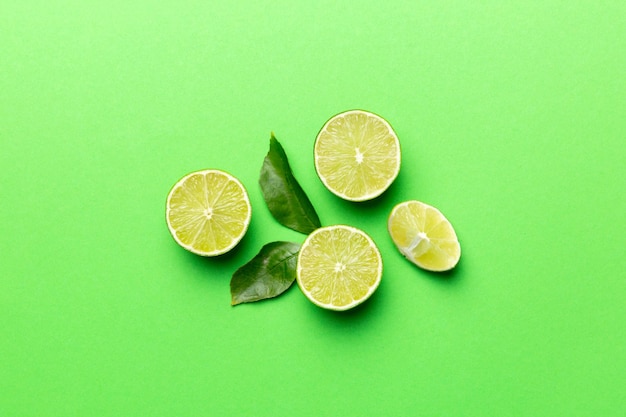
166, 169, 251, 256
388, 200, 460, 271
314, 110, 401, 202
297, 225, 382, 311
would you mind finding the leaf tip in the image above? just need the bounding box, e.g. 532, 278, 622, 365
269, 132, 279, 147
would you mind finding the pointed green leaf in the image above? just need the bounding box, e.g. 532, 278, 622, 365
259, 134, 321, 234
230, 241, 301, 305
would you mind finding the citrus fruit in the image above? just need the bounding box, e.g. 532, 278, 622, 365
166, 169, 251, 256
296, 225, 382, 311
314, 110, 401, 202
388, 200, 461, 271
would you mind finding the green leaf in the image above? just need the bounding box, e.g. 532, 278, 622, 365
259, 134, 321, 234
230, 241, 301, 306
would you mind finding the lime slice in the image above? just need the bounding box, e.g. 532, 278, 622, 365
166, 169, 251, 256
297, 225, 382, 311
388, 200, 460, 271
314, 110, 401, 202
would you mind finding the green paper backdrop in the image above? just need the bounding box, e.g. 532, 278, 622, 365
2, 1, 625, 416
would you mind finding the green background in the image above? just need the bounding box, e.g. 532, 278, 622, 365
2, 1, 625, 415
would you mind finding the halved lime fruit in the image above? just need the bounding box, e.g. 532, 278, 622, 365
297, 225, 382, 311
314, 110, 401, 202
388, 200, 460, 271
166, 169, 251, 256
